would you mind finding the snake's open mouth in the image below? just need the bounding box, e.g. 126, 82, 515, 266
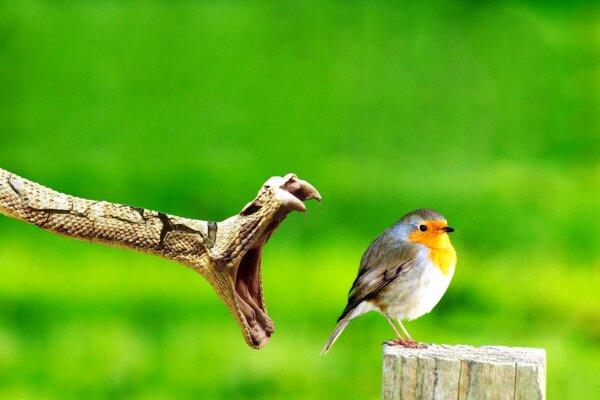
230, 174, 320, 348
232, 221, 279, 347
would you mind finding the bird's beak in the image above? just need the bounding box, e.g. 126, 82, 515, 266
441, 226, 455, 233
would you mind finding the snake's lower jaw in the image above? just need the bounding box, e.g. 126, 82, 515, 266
232, 233, 277, 348
232, 174, 321, 349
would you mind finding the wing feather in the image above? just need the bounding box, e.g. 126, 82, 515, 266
337, 231, 418, 321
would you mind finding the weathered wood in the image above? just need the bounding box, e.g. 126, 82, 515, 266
383, 344, 546, 400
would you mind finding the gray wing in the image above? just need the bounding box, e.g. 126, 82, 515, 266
337, 232, 418, 321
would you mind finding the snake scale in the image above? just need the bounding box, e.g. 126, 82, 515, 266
0, 168, 320, 349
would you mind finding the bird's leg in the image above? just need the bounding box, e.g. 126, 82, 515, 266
386, 315, 404, 340
397, 319, 412, 339
396, 319, 427, 349
384, 314, 410, 347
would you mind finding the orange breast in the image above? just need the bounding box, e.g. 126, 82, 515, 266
408, 229, 456, 275
429, 245, 456, 275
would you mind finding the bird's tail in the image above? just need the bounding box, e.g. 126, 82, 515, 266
320, 314, 351, 355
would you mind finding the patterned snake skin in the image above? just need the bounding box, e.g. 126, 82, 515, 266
0, 168, 320, 349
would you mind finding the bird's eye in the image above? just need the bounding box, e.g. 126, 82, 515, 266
419, 224, 427, 232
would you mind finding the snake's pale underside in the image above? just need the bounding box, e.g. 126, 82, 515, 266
0, 168, 321, 349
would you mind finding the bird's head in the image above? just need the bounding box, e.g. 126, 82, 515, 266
399, 208, 456, 274
394, 208, 454, 248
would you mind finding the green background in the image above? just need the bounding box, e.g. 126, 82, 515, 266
0, 1, 598, 399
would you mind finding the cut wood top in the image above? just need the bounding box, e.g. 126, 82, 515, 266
384, 344, 546, 366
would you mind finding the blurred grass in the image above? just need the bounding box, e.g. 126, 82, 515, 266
0, 0, 599, 399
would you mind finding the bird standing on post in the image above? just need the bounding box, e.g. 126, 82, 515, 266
321, 208, 456, 354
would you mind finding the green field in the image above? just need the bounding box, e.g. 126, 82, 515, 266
0, 1, 599, 399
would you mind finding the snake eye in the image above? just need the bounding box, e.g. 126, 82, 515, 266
419, 224, 427, 232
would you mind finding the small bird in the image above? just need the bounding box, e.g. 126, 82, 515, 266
321, 208, 456, 354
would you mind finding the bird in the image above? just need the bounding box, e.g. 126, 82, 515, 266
321, 208, 456, 354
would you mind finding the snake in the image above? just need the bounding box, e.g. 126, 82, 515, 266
0, 168, 321, 349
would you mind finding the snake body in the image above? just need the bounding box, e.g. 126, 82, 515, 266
0, 168, 320, 349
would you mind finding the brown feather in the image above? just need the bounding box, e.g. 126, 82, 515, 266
337, 231, 419, 321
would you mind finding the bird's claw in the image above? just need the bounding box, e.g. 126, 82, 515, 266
384, 339, 428, 349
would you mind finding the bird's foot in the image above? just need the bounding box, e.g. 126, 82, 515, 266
405, 338, 428, 348
384, 339, 428, 349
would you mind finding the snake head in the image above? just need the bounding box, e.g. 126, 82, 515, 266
209, 174, 321, 349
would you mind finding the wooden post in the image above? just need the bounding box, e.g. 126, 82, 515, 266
382, 344, 546, 400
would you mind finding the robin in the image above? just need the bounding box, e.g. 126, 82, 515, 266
321, 208, 456, 354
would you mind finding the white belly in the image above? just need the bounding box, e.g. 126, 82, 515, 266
375, 257, 454, 321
